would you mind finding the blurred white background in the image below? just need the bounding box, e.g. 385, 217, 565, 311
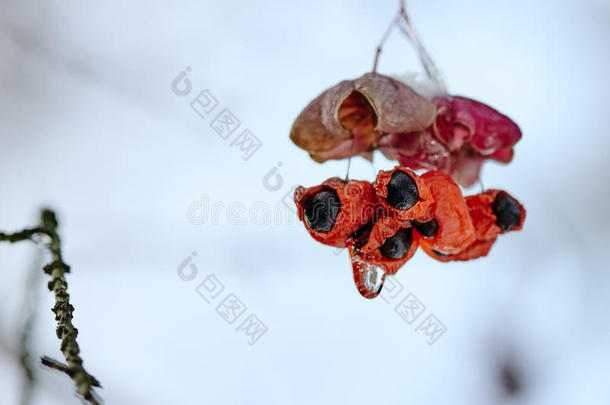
1, 0, 609, 404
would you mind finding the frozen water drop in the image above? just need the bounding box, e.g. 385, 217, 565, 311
30, 232, 52, 249
363, 263, 385, 294
351, 255, 386, 298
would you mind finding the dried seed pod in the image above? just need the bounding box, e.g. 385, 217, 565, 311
412, 218, 439, 238
424, 189, 525, 262
290, 73, 437, 163
349, 216, 418, 274
348, 216, 419, 298
373, 166, 433, 220
466, 189, 526, 241
379, 129, 452, 174
449, 239, 497, 262
416, 171, 476, 258
434, 97, 521, 157
379, 96, 522, 187
294, 177, 377, 248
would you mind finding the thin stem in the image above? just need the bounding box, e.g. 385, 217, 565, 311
372, 11, 401, 73
371, 0, 448, 94
477, 166, 486, 193
397, 2, 447, 94
0, 227, 50, 244
345, 155, 353, 181
19, 249, 44, 405
345, 132, 358, 181
0, 210, 102, 404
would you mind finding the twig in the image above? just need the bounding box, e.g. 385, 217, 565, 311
371, 0, 448, 95
0, 209, 102, 404
41, 356, 101, 388
372, 11, 401, 73
18, 248, 44, 405
397, 0, 447, 94
0, 227, 50, 244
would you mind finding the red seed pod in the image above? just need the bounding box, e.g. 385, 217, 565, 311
423, 189, 526, 262
465, 192, 501, 241
415, 171, 476, 258
466, 189, 526, 238
421, 238, 498, 262
449, 239, 497, 262
347, 216, 419, 298
373, 166, 433, 221
349, 216, 419, 275
294, 177, 377, 248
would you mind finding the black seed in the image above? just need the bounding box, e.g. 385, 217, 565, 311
431, 249, 451, 258
350, 221, 376, 250
304, 189, 342, 232
379, 228, 413, 260
385, 171, 419, 210
491, 194, 521, 231
413, 219, 439, 238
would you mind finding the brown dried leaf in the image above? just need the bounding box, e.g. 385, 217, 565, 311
290, 73, 436, 163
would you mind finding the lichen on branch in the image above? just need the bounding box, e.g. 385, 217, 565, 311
0, 209, 102, 404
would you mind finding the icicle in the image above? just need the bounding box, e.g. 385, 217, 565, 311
351, 255, 386, 299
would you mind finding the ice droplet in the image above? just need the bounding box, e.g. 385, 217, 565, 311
351, 255, 386, 298
363, 263, 385, 294
30, 232, 52, 249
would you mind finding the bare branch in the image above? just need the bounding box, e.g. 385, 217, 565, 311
0, 227, 50, 244
19, 249, 44, 405
372, 11, 401, 73
0, 209, 102, 404
41, 356, 101, 388
371, 0, 448, 94
397, 4, 447, 94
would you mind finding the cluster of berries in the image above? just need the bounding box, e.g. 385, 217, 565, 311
294, 167, 525, 298
290, 72, 525, 299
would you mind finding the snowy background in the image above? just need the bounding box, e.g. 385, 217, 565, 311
1, 0, 609, 404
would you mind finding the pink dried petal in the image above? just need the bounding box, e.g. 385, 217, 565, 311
396, 130, 452, 173
489, 147, 514, 163
451, 147, 485, 187
377, 131, 421, 160
432, 98, 468, 152
445, 96, 522, 155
